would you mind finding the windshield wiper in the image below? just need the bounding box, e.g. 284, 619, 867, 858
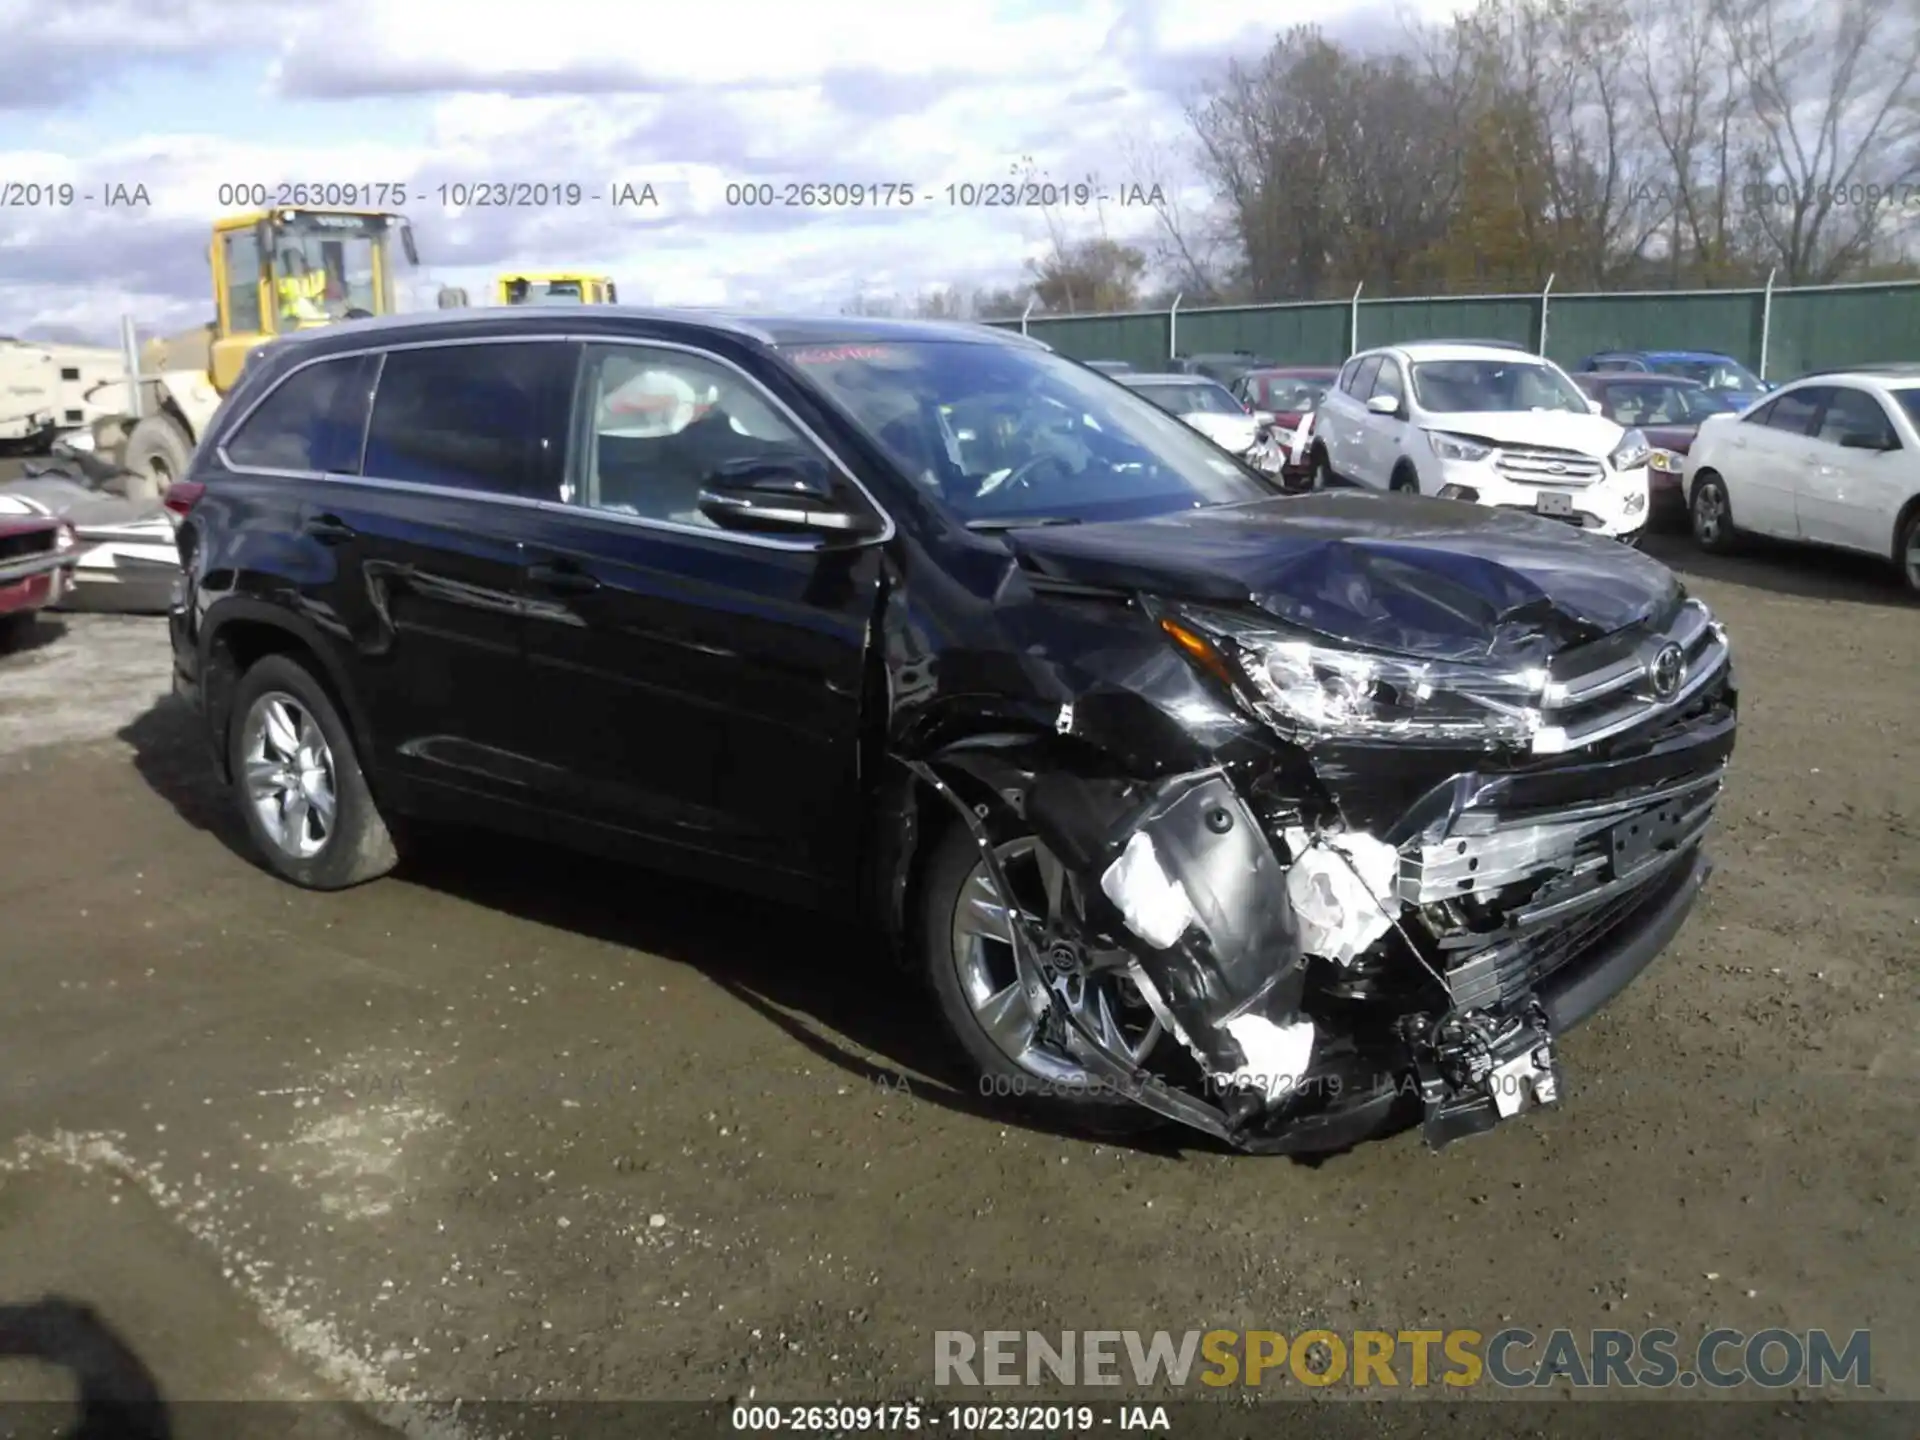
965, 515, 1084, 531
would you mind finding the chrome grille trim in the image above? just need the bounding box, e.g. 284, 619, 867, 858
1495, 445, 1605, 486
1398, 766, 1725, 907
1531, 598, 1729, 755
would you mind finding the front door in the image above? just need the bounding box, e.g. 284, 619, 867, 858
508, 339, 885, 896
1802, 385, 1906, 553
1363, 355, 1411, 486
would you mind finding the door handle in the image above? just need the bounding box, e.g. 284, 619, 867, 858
526, 559, 601, 594
302, 513, 356, 544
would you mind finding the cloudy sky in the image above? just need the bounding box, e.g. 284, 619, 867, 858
0, 0, 1458, 346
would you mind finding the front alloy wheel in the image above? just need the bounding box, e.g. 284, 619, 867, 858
948, 837, 1161, 1090
242, 691, 337, 859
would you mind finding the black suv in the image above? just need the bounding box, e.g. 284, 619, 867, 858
168, 308, 1738, 1154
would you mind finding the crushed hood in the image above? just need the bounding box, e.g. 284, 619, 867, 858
1424, 409, 1625, 457
1005, 490, 1684, 664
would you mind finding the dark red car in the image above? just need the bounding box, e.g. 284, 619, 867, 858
0, 507, 80, 648
1232, 366, 1340, 489
1573, 372, 1749, 522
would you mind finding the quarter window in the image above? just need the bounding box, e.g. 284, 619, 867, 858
567, 344, 821, 527
222, 354, 375, 473
362, 342, 574, 496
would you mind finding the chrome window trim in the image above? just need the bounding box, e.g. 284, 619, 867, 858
214, 331, 898, 554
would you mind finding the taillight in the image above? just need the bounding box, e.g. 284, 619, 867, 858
162, 480, 205, 517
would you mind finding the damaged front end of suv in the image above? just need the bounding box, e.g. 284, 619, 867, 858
889, 494, 1736, 1154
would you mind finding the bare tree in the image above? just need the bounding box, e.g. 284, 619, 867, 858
1116, 129, 1241, 302
1717, 0, 1920, 282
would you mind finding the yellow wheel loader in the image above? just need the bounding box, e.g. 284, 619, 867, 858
90, 208, 421, 499
495, 272, 617, 305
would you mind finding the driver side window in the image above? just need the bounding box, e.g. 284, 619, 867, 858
567, 344, 819, 527
1369, 358, 1404, 406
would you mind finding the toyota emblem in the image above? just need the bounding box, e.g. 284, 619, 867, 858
1649, 643, 1685, 699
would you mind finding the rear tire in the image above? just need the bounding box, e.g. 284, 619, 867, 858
227, 654, 397, 890
0, 612, 37, 652
1689, 471, 1739, 553
122, 414, 193, 506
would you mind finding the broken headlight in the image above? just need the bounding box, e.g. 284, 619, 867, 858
1162, 609, 1546, 747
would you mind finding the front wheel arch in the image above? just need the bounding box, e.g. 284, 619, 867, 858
201, 605, 374, 787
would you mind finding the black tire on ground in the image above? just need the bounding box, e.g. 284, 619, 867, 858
226, 654, 398, 891
1310, 445, 1338, 490
1390, 464, 1420, 494
915, 819, 1160, 1135
122, 413, 194, 506
1897, 506, 1920, 597
1689, 471, 1739, 554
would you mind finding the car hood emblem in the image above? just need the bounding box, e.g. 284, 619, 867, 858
1649, 642, 1685, 700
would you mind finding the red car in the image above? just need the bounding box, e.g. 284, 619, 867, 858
1573, 372, 1749, 523
0, 508, 80, 648
1233, 366, 1340, 490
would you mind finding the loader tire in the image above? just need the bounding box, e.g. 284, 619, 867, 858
123, 414, 193, 505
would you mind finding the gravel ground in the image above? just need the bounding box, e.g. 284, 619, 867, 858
0, 522, 1914, 1437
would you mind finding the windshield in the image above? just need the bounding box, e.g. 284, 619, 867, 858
270, 217, 381, 323
783, 341, 1275, 527
1263, 378, 1331, 412
1598, 381, 1741, 426
1650, 356, 1761, 391
1410, 358, 1590, 414
1131, 381, 1244, 416
1893, 388, 1920, 432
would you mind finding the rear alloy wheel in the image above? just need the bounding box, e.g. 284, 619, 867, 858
1690, 472, 1738, 553
920, 823, 1163, 1131
228, 655, 397, 890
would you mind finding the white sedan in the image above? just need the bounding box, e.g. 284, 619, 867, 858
1118, 374, 1264, 458
1682, 366, 1920, 594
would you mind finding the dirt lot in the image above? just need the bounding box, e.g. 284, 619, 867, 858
1, 521, 1915, 1436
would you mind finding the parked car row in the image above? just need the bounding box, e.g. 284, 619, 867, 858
1075, 339, 1917, 591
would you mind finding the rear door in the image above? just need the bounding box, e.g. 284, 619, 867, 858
503, 337, 887, 898
316, 336, 575, 820
1802, 385, 1906, 553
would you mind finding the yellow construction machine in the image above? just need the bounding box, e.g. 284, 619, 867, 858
495, 272, 617, 305
93, 207, 420, 494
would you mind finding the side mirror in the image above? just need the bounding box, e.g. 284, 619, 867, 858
697, 455, 880, 538
1587, 397, 1605, 414
1366, 393, 1401, 416
400, 223, 419, 266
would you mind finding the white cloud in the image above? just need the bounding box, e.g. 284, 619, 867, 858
1, 0, 1471, 342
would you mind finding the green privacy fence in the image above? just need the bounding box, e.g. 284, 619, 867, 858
988, 279, 1920, 380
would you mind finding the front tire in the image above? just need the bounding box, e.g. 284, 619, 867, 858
916, 820, 1161, 1133
227, 654, 397, 890
1895, 507, 1920, 596
1690, 471, 1739, 553
1390, 464, 1420, 494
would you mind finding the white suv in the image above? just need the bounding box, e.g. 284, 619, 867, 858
1311, 340, 1652, 542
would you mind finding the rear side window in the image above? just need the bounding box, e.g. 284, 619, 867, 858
362, 342, 574, 496
222, 354, 375, 473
